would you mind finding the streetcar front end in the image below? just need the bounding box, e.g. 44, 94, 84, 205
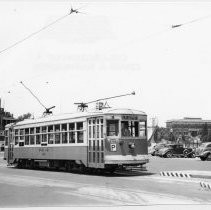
103, 109, 148, 171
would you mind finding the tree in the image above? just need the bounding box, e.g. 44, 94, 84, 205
169, 131, 176, 142
151, 126, 171, 142
16, 113, 32, 122
153, 126, 159, 142
201, 123, 209, 142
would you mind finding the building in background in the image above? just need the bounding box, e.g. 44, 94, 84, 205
0, 99, 16, 150
166, 117, 211, 137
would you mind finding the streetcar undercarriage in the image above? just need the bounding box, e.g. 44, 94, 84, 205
12, 158, 147, 174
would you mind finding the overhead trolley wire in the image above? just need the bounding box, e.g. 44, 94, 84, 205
0, 10, 79, 55
104, 12, 211, 55
171, 13, 211, 28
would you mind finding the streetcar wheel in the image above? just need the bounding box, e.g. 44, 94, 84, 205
108, 168, 116, 174
16, 160, 22, 168
29, 160, 35, 169
65, 161, 72, 172
79, 165, 86, 174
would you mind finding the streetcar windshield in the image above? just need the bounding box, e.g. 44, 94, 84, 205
121, 121, 146, 137
121, 121, 138, 137
106, 120, 119, 137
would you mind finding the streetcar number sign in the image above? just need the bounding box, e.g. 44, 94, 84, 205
111, 144, 117, 152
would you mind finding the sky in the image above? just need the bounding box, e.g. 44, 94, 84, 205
1, 0, 211, 126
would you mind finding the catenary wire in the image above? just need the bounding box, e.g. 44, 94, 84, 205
0, 12, 73, 55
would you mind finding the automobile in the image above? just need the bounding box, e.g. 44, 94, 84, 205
150, 143, 167, 156
195, 142, 211, 161
0, 144, 4, 151
158, 144, 195, 158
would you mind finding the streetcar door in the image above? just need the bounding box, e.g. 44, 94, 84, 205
87, 117, 104, 168
8, 128, 14, 164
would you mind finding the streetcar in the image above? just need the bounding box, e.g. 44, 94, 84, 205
4, 92, 148, 173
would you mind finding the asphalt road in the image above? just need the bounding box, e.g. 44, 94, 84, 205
0, 152, 211, 207
147, 156, 211, 173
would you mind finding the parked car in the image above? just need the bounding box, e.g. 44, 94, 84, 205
151, 143, 167, 156
0, 144, 4, 151
158, 144, 195, 158
195, 142, 211, 161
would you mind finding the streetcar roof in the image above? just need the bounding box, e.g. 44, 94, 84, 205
6, 108, 146, 128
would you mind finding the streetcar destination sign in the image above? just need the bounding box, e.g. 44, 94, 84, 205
122, 115, 138, 120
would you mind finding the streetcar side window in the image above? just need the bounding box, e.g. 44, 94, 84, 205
42, 126, 47, 133
69, 123, 75, 131
20, 129, 24, 142
77, 122, 83, 130
55, 124, 60, 132
15, 136, 19, 145
25, 135, 29, 145
36, 134, 41, 144
30, 128, 34, 134
77, 131, 83, 143
30, 135, 35, 145
69, 123, 75, 143
106, 120, 119, 137
48, 125, 53, 132
15, 129, 19, 145
35, 127, 41, 144
25, 128, 29, 145
15, 129, 19, 135
62, 124, 68, 144
48, 125, 54, 144
77, 122, 84, 143
139, 121, 147, 137
36, 127, 40, 133
62, 132, 68, 144
69, 132, 75, 143
25, 128, 29, 135
55, 124, 61, 144
101, 119, 104, 138
29, 128, 35, 145
48, 133, 54, 144
20, 129, 24, 136
42, 133, 47, 143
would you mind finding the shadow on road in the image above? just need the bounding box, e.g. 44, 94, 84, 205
6, 165, 156, 177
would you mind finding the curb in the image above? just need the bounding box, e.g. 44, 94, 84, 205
160, 171, 191, 178
200, 182, 211, 190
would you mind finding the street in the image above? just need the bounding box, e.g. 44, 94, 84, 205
0, 152, 211, 207
148, 156, 211, 173
1, 2, 211, 209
